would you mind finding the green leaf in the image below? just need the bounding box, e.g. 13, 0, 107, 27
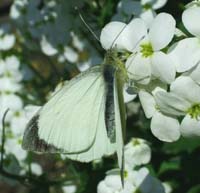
158, 159, 181, 175
162, 137, 200, 154
187, 184, 200, 193
0, 154, 21, 185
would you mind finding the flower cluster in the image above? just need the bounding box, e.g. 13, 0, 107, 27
10, 0, 101, 72
0, 26, 42, 175
98, 138, 171, 193
100, 1, 200, 142
113, 0, 167, 27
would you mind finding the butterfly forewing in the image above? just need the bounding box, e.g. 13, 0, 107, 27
23, 67, 116, 158
65, 91, 116, 162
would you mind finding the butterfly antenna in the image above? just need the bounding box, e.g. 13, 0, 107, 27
110, 24, 127, 49
126, 35, 146, 69
75, 6, 100, 42
110, 15, 136, 49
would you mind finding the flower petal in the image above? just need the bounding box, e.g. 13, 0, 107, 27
105, 175, 122, 190
40, 36, 58, 56
151, 112, 180, 142
126, 53, 151, 84
140, 9, 156, 28
0, 34, 15, 50
155, 91, 190, 116
122, 18, 148, 52
181, 115, 200, 137
123, 86, 137, 103
151, 51, 176, 84
170, 76, 200, 103
149, 13, 175, 51
100, 21, 126, 50
168, 38, 200, 72
189, 63, 200, 84
97, 181, 113, 193
139, 90, 156, 118
182, 7, 200, 38
125, 138, 151, 167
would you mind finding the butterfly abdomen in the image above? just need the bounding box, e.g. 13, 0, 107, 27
103, 64, 116, 143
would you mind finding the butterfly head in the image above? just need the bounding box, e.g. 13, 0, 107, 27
104, 48, 130, 84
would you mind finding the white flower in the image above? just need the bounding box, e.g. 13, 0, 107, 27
139, 88, 180, 142
140, 9, 156, 28
62, 46, 78, 63
155, 76, 200, 137
5, 138, 27, 161
124, 138, 151, 168
113, 0, 167, 26
98, 167, 165, 193
0, 94, 23, 120
162, 182, 172, 193
0, 77, 22, 92
126, 13, 176, 84
0, 28, 15, 51
30, 163, 43, 176
10, 0, 28, 19
10, 111, 27, 136
24, 105, 40, 119
133, 168, 165, 193
0, 56, 22, 82
100, 13, 176, 86
97, 174, 122, 193
100, 18, 147, 51
168, 6, 200, 73
62, 184, 77, 193
40, 36, 58, 56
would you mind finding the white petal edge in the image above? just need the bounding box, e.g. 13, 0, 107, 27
139, 90, 156, 118
149, 13, 176, 51
122, 18, 148, 52
180, 115, 200, 137
151, 51, 176, 84
151, 112, 180, 142
40, 36, 58, 56
170, 76, 200, 103
168, 38, 200, 72
126, 53, 151, 84
189, 62, 200, 84
154, 91, 190, 116
182, 7, 200, 38
100, 21, 126, 50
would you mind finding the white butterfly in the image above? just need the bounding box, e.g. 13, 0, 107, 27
22, 47, 128, 168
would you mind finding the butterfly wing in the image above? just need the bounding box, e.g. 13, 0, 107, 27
22, 66, 116, 158
65, 92, 116, 162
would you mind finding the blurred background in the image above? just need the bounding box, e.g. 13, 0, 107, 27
0, 0, 200, 193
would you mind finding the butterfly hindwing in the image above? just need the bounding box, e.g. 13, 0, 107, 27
22, 113, 65, 153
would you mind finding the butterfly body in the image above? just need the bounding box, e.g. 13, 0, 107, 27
102, 49, 127, 143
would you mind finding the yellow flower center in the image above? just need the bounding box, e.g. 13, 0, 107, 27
140, 43, 153, 58
187, 103, 200, 119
